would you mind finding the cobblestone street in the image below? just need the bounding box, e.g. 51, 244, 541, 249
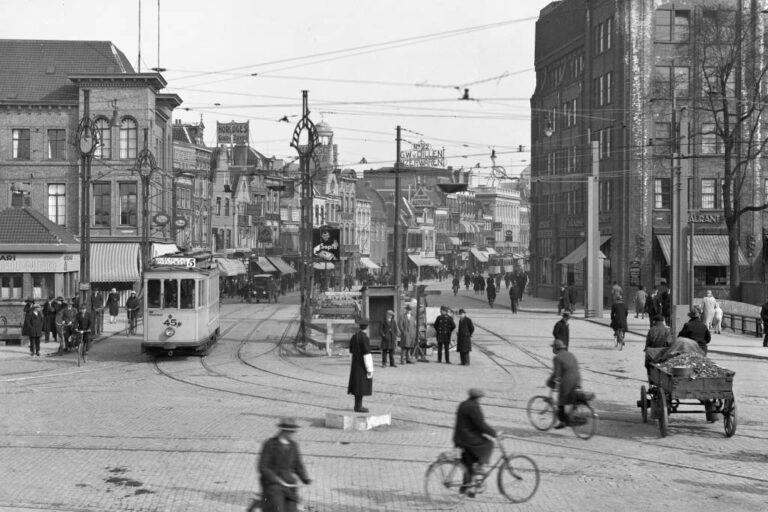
2, 283, 768, 511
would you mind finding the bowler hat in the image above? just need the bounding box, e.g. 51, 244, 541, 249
440, 305, 448, 312
468, 388, 485, 399
277, 417, 300, 431
562, 310, 571, 318
358, 318, 369, 328
688, 309, 700, 319
552, 339, 567, 350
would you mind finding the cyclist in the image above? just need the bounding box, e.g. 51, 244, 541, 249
453, 388, 497, 497
451, 276, 460, 296
125, 291, 140, 335
546, 339, 582, 429
258, 417, 311, 512
73, 304, 93, 359
610, 297, 628, 347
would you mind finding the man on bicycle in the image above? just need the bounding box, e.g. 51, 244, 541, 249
610, 297, 628, 344
546, 339, 582, 429
73, 304, 93, 358
125, 291, 140, 335
258, 417, 311, 512
453, 388, 497, 497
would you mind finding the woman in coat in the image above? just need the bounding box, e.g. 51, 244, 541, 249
106, 288, 120, 323
700, 290, 718, 330
633, 285, 647, 319
456, 309, 475, 366
379, 310, 397, 368
347, 320, 374, 413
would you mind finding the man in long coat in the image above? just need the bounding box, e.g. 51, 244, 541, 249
433, 306, 456, 364
24, 303, 44, 356
546, 339, 582, 428
42, 295, 57, 344
453, 388, 497, 495
348, 320, 374, 412
456, 309, 475, 366
398, 304, 417, 364
379, 310, 397, 368
508, 284, 519, 314
258, 417, 311, 512
552, 311, 571, 350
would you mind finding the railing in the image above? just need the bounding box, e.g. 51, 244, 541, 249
722, 313, 763, 337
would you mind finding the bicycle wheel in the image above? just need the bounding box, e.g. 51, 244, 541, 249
77, 336, 85, 367
617, 329, 625, 350
526, 395, 556, 431
498, 455, 540, 503
571, 402, 598, 440
424, 459, 467, 509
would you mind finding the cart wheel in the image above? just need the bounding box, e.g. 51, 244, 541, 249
640, 385, 648, 424
723, 398, 737, 438
657, 388, 668, 437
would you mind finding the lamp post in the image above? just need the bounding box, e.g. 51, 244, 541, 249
134, 128, 159, 276
75, 90, 99, 310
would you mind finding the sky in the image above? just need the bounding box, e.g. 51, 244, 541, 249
1, 0, 555, 177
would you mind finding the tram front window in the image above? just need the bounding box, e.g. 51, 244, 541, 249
163, 279, 178, 309
180, 279, 195, 309
147, 280, 161, 308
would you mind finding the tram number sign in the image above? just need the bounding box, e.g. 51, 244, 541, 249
154, 257, 196, 267
164, 316, 181, 327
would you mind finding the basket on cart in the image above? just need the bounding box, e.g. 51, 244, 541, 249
637, 353, 736, 438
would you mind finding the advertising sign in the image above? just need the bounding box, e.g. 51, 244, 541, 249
400, 140, 445, 168
629, 260, 641, 287
313, 225, 341, 261
217, 121, 249, 144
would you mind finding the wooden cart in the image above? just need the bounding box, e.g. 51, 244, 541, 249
637, 365, 736, 438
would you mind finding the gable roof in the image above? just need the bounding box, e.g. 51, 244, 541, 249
0, 39, 134, 103
0, 207, 79, 249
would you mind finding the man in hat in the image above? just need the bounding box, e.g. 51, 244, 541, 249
453, 388, 497, 496
644, 315, 672, 380
678, 308, 711, 355
456, 309, 475, 366
398, 304, 417, 364
433, 306, 456, 364
552, 311, 571, 351
125, 291, 141, 336
58, 300, 76, 353
379, 310, 398, 368
258, 417, 311, 512
24, 303, 44, 356
73, 304, 93, 359
546, 339, 582, 428
348, 319, 374, 413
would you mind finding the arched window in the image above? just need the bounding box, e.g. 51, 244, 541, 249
119, 118, 138, 159
94, 118, 111, 159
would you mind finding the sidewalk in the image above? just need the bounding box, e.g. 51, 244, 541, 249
414, 276, 768, 361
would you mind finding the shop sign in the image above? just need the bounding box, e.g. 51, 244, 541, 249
0, 253, 80, 273
629, 260, 641, 287
492, 222, 503, 231
258, 226, 273, 243
400, 140, 445, 168
688, 212, 723, 224
217, 121, 249, 144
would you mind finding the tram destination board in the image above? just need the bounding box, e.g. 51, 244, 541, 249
153, 257, 196, 268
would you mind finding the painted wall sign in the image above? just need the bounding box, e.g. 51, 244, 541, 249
0, 254, 80, 273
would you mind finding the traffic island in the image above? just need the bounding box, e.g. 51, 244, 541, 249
325, 411, 391, 431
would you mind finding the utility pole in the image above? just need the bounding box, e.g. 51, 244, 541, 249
76, 90, 97, 311
393, 125, 402, 305
585, 140, 602, 318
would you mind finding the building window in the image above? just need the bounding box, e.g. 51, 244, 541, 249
47, 129, 66, 160
701, 179, 717, 209
12, 129, 30, 160
94, 118, 111, 159
654, 178, 671, 209
216, 197, 222, 215
224, 198, 230, 216
93, 182, 111, 227
701, 123, 722, 155
1, 274, 22, 300
695, 266, 727, 286
600, 180, 612, 212
11, 183, 31, 207
654, 66, 689, 98
570, 98, 577, 126
119, 118, 138, 159
655, 9, 690, 42
119, 183, 138, 226
47, 184, 66, 225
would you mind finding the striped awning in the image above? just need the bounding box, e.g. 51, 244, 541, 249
458, 221, 480, 234
470, 248, 488, 262
214, 257, 246, 276
266, 256, 296, 274
313, 262, 335, 270
656, 235, 747, 266
359, 257, 380, 270
91, 243, 140, 282
408, 255, 442, 267
254, 256, 278, 273
558, 236, 610, 265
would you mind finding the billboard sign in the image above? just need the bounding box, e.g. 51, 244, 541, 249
400, 140, 445, 168
217, 121, 249, 144
313, 225, 341, 261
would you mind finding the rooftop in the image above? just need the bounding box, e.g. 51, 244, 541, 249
0, 207, 79, 247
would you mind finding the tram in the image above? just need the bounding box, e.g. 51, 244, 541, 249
141, 256, 221, 356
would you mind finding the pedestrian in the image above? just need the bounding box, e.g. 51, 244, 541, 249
42, 295, 57, 343
486, 279, 496, 308
659, 282, 671, 327
761, 298, 768, 348
610, 297, 628, 340
546, 339, 582, 428
74, 304, 94, 359
23, 297, 35, 314
495, 274, 501, 290
456, 309, 475, 366
379, 310, 398, 368
347, 319, 374, 413
644, 315, 672, 379
567, 284, 577, 309
434, 306, 456, 364
398, 304, 417, 364
558, 284, 571, 315
125, 291, 141, 335
453, 388, 497, 497
464, 272, 471, 290
516, 272, 529, 302
678, 308, 711, 355
257, 418, 311, 512
700, 290, 718, 330
508, 284, 519, 314
633, 285, 647, 319
24, 303, 44, 356
106, 288, 120, 324
645, 286, 661, 327
611, 281, 623, 305
552, 311, 571, 350
58, 300, 76, 353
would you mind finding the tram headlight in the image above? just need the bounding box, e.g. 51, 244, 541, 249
164, 326, 176, 338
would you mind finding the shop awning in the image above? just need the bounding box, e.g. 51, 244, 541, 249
558, 236, 611, 265
151, 243, 179, 258
458, 221, 480, 234
408, 255, 442, 267
91, 243, 140, 282
313, 262, 335, 270
656, 235, 747, 266
214, 257, 246, 276
266, 256, 296, 274
485, 247, 497, 255
470, 248, 488, 262
254, 256, 277, 273
359, 257, 380, 270
448, 236, 461, 246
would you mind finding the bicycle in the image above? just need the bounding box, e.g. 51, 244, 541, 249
614, 327, 625, 350
71, 329, 91, 367
452, 285, 459, 296
246, 475, 314, 512
127, 308, 139, 336
526, 388, 598, 440
424, 434, 539, 509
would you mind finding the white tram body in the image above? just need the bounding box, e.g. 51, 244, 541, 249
141, 257, 220, 356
